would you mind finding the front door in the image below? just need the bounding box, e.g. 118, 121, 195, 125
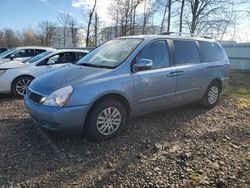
133, 40, 177, 114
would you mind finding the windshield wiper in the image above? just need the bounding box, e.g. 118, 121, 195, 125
80, 63, 113, 69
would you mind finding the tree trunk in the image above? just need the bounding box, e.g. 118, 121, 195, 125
63, 27, 66, 47
167, 0, 171, 32
190, 0, 199, 33
94, 11, 98, 46
160, 1, 168, 33
179, 0, 185, 33
86, 0, 97, 47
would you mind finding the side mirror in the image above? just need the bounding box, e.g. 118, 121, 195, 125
10, 54, 15, 60
47, 60, 55, 65
133, 59, 153, 72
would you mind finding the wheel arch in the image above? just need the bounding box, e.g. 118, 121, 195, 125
83, 93, 131, 132
87, 93, 131, 118
210, 78, 222, 91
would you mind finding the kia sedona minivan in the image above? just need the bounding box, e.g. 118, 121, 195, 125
24, 34, 230, 141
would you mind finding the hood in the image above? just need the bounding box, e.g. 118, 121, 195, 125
0, 60, 26, 69
30, 64, 111, 95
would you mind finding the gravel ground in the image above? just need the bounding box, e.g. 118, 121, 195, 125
0, 92, 249, 188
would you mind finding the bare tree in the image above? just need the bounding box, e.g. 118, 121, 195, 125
109, 0, 147, 36
86, 0, 97, 47
37, 21, 57, 46
67, 16, 78, 47
20, 29, 40, 46
0, 29, 20, 47
57, 13, 71, 47
141, 0, 157, 34
160, 0, 172, 33
186, 0, 227, 34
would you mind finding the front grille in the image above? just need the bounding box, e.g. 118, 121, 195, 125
27, 88, 44, 104
30, 92, 43, 103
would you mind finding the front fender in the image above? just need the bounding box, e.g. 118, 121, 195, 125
65, 73, 134, 111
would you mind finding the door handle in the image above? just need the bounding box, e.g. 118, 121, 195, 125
167, 72, 177, 77
167, 71, 184, 77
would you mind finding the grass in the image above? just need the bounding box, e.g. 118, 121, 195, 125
223, 85, 250, 109
223, 85, 250, 98
190, 172, 202, 182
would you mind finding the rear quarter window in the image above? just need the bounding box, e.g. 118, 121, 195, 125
173, 40, 200, 65
75, 52, 87, 62
199, 42, 224, 62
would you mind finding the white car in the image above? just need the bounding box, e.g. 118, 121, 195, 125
0, 46, 54, 64
0, 49, 88, 97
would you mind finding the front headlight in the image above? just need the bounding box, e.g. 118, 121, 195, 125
0, 69, 7, 76
43, 85, 73, 107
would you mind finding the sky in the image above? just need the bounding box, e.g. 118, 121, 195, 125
0, 0, 250, 42
0, 0, 112, 30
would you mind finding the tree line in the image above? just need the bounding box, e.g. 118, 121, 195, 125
0, 0, 249, 48
0, 12, 80, 48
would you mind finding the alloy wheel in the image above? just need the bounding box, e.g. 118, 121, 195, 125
96, 107, 122, 136
208, 86, 219, 105
15, 78, 31, 96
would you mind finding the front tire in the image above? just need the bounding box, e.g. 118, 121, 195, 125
85, 100, 127, 142
11, 76, 33, 97
201, 81, 221, 108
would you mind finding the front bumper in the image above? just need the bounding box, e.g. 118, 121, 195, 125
24, 96, 90, 132
0, 77, 12, 93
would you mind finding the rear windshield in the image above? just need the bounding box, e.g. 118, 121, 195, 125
199, 42, 224, 62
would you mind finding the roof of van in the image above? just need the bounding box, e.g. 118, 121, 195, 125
120, 34, 216, 42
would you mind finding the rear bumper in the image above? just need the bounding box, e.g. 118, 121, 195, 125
222, 77, 230, 90
24, 96, 90, 132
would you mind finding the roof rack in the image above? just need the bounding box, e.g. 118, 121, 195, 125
160, 32, 213, 39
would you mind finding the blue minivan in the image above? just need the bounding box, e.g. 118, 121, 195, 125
24, 34, 230, 141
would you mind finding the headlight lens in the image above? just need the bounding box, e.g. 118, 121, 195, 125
0, 69, 7, 76
43, 85, 73, 107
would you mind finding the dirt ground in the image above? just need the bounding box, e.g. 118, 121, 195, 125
0, 73, 249, 188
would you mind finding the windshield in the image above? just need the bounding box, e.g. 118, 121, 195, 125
24, 51, 52, 64
77, 38, 143, 68
0, 48, 16, 58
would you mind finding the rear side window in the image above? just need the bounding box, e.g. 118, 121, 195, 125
45, 52, 74, 65
34, 49, 46, 55
199, 42, 224, 62
12, 49, 34, 58
173, 40, 200, 65
137, 40, 170, 69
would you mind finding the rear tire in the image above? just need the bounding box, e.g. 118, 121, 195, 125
11, 76, 33, 97
201, 81, 221, 108
85, 99, 127, 142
